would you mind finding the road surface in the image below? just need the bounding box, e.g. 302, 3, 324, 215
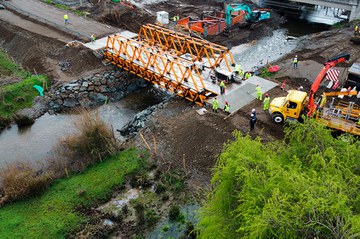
2, 0, 121, 42
0, 10, 72, 43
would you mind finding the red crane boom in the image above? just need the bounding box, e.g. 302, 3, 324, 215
307, 52, 350, 116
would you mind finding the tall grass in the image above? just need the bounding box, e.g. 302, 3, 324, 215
0, 163, 54, 206
49, 110, 118, 177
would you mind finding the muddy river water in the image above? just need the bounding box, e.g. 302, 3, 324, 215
0, 89, 162, 168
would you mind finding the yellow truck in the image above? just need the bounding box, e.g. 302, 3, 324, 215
269, 53, 360, 136
269, 90, 307, 123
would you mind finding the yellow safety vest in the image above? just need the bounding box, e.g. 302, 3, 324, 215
64, 14, 68, 20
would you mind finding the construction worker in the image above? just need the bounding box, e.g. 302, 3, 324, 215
355, 25, 359, 36
245, 71, 252, 80
224, 101, 230, 114
263, 94, 270, 110
255, 84, 262, 100
64, 13, 69, 25
91, 34, 96, 42
212, 98, 219, 113
293, 55, 298, 69
249, 108, 257, 131
176, 15, 180, 21
220, 80, 226, 95
235, 64, 242, 75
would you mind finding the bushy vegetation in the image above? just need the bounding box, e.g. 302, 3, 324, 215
0, 163, 54, 206
50, 111, 118, 176
197, 119, 360, 238
0, 148, 146, 238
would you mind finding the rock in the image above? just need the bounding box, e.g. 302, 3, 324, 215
89, 93, 107, 103
94, 79, 101, 86
100, 78, 107, 85
99, 85, 108, 93
63, 98, 77, 108
110, 91, 125, 101
103, 219, 114, 227
88, 85, 94, 91
82, 82, 89, 88
13, 113, 35, 127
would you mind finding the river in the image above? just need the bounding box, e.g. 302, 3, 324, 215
0, 88, 162, 169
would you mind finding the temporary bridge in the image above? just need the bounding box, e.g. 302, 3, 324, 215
103, 23, 236, 105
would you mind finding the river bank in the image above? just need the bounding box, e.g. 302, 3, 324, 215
0, 0, 360, 237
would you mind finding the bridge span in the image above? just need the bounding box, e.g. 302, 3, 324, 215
256, 0, 360, 21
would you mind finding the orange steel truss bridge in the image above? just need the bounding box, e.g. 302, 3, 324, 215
104, 24, 235, 105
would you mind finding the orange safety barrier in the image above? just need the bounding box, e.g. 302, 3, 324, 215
138, 24, 235, 71
104, 33, 217, 106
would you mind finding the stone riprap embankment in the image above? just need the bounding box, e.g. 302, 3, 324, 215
46, 70, 149, 112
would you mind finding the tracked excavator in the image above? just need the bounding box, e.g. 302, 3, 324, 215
269, 52, 360, 136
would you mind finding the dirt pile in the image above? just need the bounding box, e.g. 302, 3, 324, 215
0, 21, 108, 82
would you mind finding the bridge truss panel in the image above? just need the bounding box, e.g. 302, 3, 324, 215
138, 24, 235, 71
104, 34, 218, 106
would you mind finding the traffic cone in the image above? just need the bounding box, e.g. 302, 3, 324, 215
281, 80, 286, 91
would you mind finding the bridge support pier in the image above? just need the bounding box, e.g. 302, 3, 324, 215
350, 5, 360, 21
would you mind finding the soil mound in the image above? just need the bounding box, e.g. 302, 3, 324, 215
0, 21, 107, 81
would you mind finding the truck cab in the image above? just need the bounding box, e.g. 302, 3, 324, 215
269, 90, 308, 123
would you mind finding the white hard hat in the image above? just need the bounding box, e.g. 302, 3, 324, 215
252, 109, 256, 112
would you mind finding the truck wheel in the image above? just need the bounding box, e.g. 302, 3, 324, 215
272, 113, 284, 124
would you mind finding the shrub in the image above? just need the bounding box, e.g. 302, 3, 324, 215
169, 205, 180, 221
0, 162, 54, 205
49, 110, 118, 176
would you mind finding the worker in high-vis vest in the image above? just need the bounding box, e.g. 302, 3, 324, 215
355, 25, 359, 35
293, 55, 298, 68
212, 98, 219, 113
220, 80, 226, 95
64, 14, 69, 25
245, 71, 252, 80
263, 94, 270, 110
224, 101, 230, 114
256, 84, 262, 101
235, 64, 242, 75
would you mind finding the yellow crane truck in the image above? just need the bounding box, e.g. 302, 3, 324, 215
269, 53, 360, 136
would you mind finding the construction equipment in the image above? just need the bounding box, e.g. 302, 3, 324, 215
269, 52, 360, 136
350, 24, 360, 44
177, 3, 270, 37
225, 4, 270, 28
104, 24, 238, 106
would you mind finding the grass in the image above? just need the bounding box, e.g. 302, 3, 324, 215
0, 148, 147, 238
43, 0, 87, 17
0, 75, 48, 119
0, 50, 49, 120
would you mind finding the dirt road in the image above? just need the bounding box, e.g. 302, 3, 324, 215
3, 0, 121, 41
0, 10, 72, 43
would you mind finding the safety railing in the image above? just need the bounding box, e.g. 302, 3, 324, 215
138, 24, 235, 71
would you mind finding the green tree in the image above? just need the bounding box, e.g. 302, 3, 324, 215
197, 119, 360, 238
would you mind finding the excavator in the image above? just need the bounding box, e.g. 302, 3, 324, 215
225, 3, 270, 28
269, 52, 360, 136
